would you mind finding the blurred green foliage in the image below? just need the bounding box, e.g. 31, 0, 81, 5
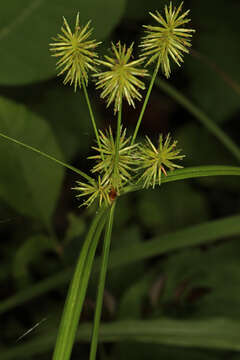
0, 0, 240, 359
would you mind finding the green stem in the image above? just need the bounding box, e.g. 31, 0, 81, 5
113, 103, 122, 188
131, 58, 160, 145
82, 82, 102, 153
89, 201, 116, 360
52, 207, 107, 360
0, 131, 93, 182
155, 77, 240, 163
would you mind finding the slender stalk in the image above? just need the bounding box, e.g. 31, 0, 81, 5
0, 131, 93, 182
52, 207, 108, 360
115, 103, 122, 154
113, 103, 122, 188
131, 58, 160, 145
90, 201, 116, 360
155, 77, 240, 163
82, 82, 102, 152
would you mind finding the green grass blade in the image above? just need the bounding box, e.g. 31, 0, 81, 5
90, 202, 116, 360
122, 165, 240, 194
52, 207, 108, 360
0, 131, 92, 181
2, 212, 240, 315
3, 317, 240, 359
79, 318, 240, 351
155, 77, 240, 162
107, 213, 240, 269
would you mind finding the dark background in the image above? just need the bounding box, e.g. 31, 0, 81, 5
1, 0, 240, 359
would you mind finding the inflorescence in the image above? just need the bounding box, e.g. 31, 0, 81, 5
140, 1, 195, 78
50, 2, 194, 207
50, 13, 101, 90
94, 42, 148, 114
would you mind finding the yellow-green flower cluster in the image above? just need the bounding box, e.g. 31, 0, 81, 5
140, 1, 195, 77
50, 13, 101, 90
72, 127, 137, 207
72, 176, 111, 208
89, 127, 138, 190
137, 134, 185, 188
94, 42, 148, 113
49, 4, 192, 207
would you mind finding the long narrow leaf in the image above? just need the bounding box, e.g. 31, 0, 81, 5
90, 202, 116, 360
123, 165, 240, 194
106, 213, 240, 269
52, 207, 107, 360
1, 212, 240, 315
3, 317, 240, 359
79, 318, 240, 350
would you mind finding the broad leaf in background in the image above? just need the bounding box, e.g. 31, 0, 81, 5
31, 86, 95, 159
124, 0, 166, 19
12, 234, 54, 288
63, 212, 86, 265
137, 182, 209, 234
117, 271, 154, 319
162, 238, 240, 319
0, 96, 64, 225
64, 212, 86, 244
185, 0, 240, 123
0, 0, 126, 85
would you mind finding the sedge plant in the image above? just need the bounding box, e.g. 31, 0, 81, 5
1, 2, 240, 360
50, 4, 191, 359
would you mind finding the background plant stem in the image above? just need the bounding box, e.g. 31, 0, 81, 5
155, 77, 240, 162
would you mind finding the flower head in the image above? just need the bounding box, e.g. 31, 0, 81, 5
89, 127, 137, 190
94, 42, 148, 113
137, 134, 185, 188
140, 2, 195, 78
72, 176, 111, 207
50, 13, 101, 90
